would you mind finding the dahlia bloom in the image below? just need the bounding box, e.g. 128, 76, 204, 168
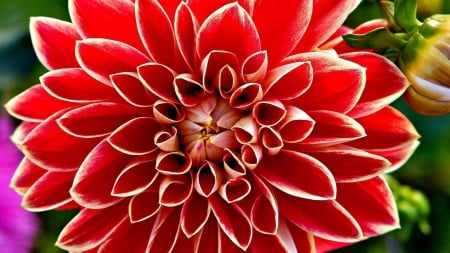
0, 114, 39, 253
5, 0, 420, 252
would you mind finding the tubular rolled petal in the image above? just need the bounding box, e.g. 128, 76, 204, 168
111, 160, 158, 197
159, 174, 193, 207
156, 151, 192, 175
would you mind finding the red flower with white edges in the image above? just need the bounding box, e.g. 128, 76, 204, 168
5, 0, 419, 252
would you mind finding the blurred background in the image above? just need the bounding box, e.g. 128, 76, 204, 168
0, 0, 449, 252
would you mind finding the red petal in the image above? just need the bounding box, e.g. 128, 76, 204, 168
174, 74, 206, 107
107, 117, 160, 155
194, 162, 223, 197
241, 51, 268, 83
10, 122, 38, 145
249, 173, 279, 234
314, 237, 351, 253
187, 0, 252, 24
218, 227, 248, 253
209, 195, 252, 250
301, 110, 366, 146
147, 207, 182, 253
337, 176, 399, 237
30, 17, 80, 70
263, 61, 313, 101
257, 150, 336, 200
279, 106, 314, 144
136, 0, 183, 69
41, 68, 118, 103
111, 159, 158, 197
111, 72, 157, 108
370, 140, 420, 173
229, 82, 263, 110
175, 2, 199, 72
193, 216, 219, 253
56, 202, 128, 251
22, 171, 75, 211
349, 107, 420, 150
219, 177, 251, 203
342, 52, 409, 118
159, 173, 194, 207
253, 100, 287, 127
97, 217, 154, 253
275, 190, 363, 242
181, 192, 210, 237
5, 85, 75, 122
155, 127, 180, 152
156, 151, 192, 175
10, 158, 46, 195
76, 39, 150, 85
215, 65, 239, 98
223, 149, 247, 178
260, 127, 283, 155
197, 3, 261, 62
58, 102, 144, 138
71, 141, 132, 208
241, 143, 263, 170
153, 100, 185, 124
252, 0, 312, 64
286, 222, 316, 253
201, 50, 239, 92
294, 0, 361, 52
285, 52, 365, 114
129, 190, 160, 223
138, 63, 178, 103
69, 0, 144, 51
306, 145, 391, 183
21, 110, 100, 171
250, 218, 311, 253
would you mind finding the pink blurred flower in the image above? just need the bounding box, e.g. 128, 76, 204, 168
0, 114, 39, 253
5, 0, 419, 252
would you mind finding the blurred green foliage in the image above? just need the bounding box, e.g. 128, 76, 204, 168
0, 1, 449, 253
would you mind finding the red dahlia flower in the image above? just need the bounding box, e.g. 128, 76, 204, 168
5, 0, 420, 252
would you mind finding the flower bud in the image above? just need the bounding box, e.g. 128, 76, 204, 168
401, 15, 450, 115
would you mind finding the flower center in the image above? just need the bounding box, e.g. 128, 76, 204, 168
177, 94, 242, 167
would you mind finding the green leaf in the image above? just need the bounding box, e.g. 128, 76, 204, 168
343, 27, 407, 51
394, 0, 422, 33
